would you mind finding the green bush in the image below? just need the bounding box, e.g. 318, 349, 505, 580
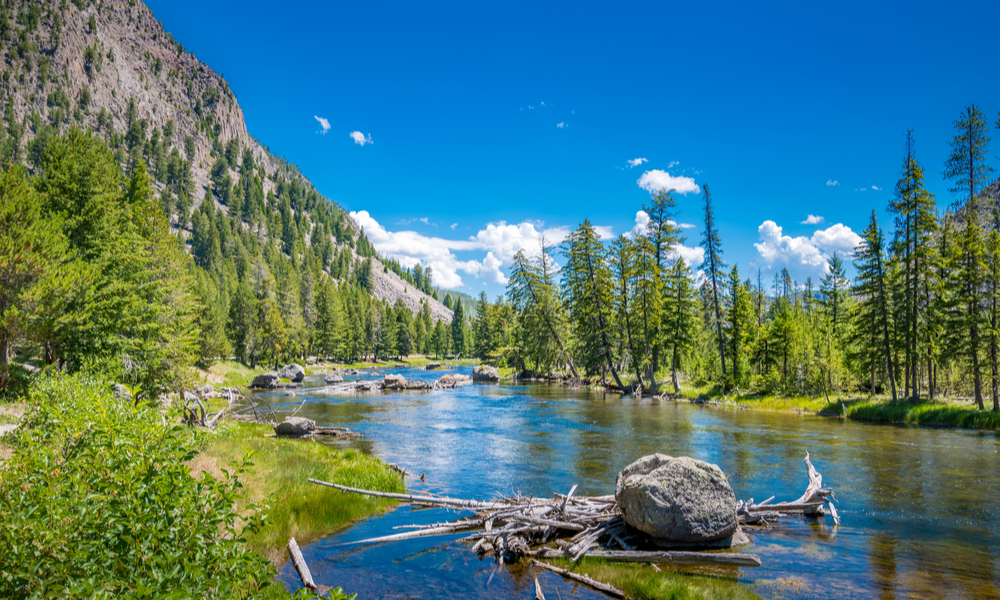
0, 372, 276, 599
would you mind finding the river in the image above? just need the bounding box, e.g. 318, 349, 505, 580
257, 365, 1000, 599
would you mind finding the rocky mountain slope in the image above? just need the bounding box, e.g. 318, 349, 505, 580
1, 0, 451, 322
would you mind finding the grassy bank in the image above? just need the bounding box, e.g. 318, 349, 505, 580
676, 381, 1000, 429
193, 421, 404, 564
540, 557, 761, 600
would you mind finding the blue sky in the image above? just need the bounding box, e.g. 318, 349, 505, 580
147, 0, 1000, 295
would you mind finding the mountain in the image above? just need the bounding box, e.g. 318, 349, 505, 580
0, 0, 451, 324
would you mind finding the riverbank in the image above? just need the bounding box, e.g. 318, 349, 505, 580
677, 383, 1000, 429
192, 421, 405, 566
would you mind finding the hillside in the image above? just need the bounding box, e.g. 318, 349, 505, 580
0, 0, 451, 323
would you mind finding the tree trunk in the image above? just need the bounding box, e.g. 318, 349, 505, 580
671, 343, 681, 394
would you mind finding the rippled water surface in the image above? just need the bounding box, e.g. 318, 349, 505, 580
259, 366, 1000, 599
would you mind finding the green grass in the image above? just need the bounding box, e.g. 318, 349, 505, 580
203, 360, 257, 387
539, 557, 761, 600
193, 421, 406, 565
845, 397, 1000, 428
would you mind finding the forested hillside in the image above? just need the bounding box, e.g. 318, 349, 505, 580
0, 0, 460, 396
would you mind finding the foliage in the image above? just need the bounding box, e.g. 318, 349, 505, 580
0, 372, 274, 599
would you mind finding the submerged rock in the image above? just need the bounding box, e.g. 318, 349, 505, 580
250, 373, 280, 389
473, 365, 500, 383
278, 363, 305, 382
615, 454, 738, 543
274, 417, 315, 436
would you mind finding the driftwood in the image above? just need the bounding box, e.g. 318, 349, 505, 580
532, 560, 625, 598
531, 548, 762, 567
534, 576, 545, 600
288, 537, 316, 590
737, 452, 840, 526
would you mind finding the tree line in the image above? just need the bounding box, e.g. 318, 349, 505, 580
470, 105, 1000, 410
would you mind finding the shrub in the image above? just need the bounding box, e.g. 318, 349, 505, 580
0, 372, 275, 598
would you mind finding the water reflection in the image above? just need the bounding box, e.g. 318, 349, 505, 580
266, 366, 1000, 599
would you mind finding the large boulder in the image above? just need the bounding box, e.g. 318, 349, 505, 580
274, 417, 316, 436
426, 362, 442, 370
324, 372, 344, 384
473, 365, 500, 383
615, 454, 738, 543
278, 364, 306, 382
384, 374, 407, 390
250, 373, 280, 389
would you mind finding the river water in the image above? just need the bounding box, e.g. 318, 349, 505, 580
259, 366, 1000, 599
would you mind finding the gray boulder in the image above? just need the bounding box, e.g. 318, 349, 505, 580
324, 372, 344, 384
274, 417, 316, 436
615, 454, 738, 543
426, 362, 442, 370
250, 373, 280, 389
405, 380, 430, 390
195, 384, 215, 398
278, 364, 306, 382
473, 365, 500, 382
113, 384, 131, 400
384, 374, 407, 390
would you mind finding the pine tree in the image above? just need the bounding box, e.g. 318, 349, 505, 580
946, 210, 988, 409
700, 184, 728, 380
943, 104, 994, 216
820, 253, 849, 338
663, 258, 697, 393
561, 220, 626, 389
988, 230, 1000, 411
451, 299, 465, 356
726, 265, 753, 389
851, 211, 898, 403
473, 291, 495, 360
643, 189, 683, 374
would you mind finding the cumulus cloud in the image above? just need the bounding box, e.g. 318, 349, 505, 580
637, 170, 700, 195
480, 252, 508, 285
627, 158, 648, 168
349, 131, 373, 146
556, 122, 566, 128
753, 220, 862, 281
314, 115, 330, 134
826, 180, 839, 186
350, 210, 480, 288
593, 225, 615, 240
801, 214, 824, 225
470, 221, 570, 264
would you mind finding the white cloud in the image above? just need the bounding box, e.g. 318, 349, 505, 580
637, 170, 700, 195
450, 223, 458, 230
826, 179, 839, 186
801, 214, 824, 225
528, 105, 535, 110
667, 161, 679, 169
481, 252, 508, 285
349, 131, 373, 146
627, 158, 648, 168
677, 222, 696, 229
419, 217, 430, 225
314, 115, 330, 134
872, 185, 881, 191
753, 220, 862, 281
556, 122, 566, 128
350, 210, 480, 288
593, 225, 615, 240
470, 221, 570, 264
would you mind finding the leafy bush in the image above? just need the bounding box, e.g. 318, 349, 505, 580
0, 372, 276, 598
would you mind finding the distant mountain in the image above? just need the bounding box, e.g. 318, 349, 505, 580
0, 0, 451, 322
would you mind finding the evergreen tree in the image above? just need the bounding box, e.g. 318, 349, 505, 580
943, 104, 994, 216
700, 184, 728, 380
726, 265, 753, 389
663, 258, 697, 394
820, 253, 849, 338
946, 210, 988, 409
851, 211, 898, 403
451, 299, 465, 357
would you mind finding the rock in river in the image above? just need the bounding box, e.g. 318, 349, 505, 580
473, 365, 500, 382
274, 417, 316, 436
384, 374, 407, 390
278, 363, 305, 382
437, 373, 472, 388
324, 372, 344, 384
615, 454, 738, 543
250, 373, 280, 389
426, 362, 443, 370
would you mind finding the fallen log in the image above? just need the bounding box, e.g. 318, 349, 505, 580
531, 548, 762, 567
288, 537, 316, 590
534, 576, 545, 600
532, 559, 624, 598
308, 478, 494, 510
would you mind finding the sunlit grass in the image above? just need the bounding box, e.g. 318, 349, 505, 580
540, 557, 762, 600
193, 421, 405, 565
845, 398, 1000, 428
